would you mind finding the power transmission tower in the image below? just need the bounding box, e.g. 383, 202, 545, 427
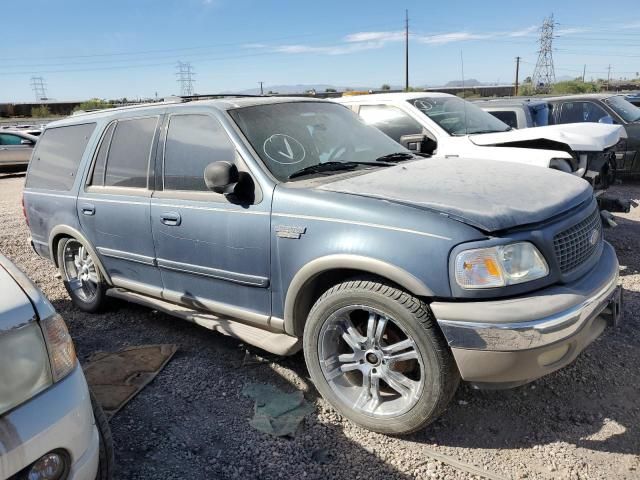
30, 76, 48, 101
531, 14, 557, 93
606, 64, 612, 91
176, 62, 195, 96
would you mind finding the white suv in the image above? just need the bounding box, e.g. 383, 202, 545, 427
336, 92, 625, 188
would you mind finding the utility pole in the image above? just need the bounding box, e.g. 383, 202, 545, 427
582, 64, 586, 83
514, 56, 521, 96
606, 64, 612, 91
30, 76, 48, 101
176, 62, 195, 96
532, 14, 557, 93
405, 9, 409, 91
259, 81, 264, 95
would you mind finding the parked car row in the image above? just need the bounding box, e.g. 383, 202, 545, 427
475, 93, 640, 176
18, 95, 623, 435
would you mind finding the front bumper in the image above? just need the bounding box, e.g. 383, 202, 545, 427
431, 241, 621, 388
1, 366, 99, 480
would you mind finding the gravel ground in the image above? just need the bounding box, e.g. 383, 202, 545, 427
1, 172, 639, 480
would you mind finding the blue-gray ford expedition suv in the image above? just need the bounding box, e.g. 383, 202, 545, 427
23, 97, 622, 434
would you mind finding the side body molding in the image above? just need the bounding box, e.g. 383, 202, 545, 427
48, 225, 113, 286
283, 254, 434, 335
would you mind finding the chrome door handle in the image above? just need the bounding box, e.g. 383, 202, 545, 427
160, 212, 181, 226
80, 203, 95, 216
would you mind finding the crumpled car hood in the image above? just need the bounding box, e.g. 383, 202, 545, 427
0, 264, 35, 332
318, 158, 593, 232
469, 123, 626, 151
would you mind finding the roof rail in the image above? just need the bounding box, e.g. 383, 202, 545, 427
178, 93, 266, 102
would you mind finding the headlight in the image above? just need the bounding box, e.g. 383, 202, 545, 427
41, 314, 77, 382
455, 242, 549, 289
0, 323, 52, 415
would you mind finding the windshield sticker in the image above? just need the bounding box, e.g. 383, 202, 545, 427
263, 134, 306, 165
414, 100, 434, 111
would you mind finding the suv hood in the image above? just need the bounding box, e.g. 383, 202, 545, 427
318, 158, 592, 232
469, 123, 626, 152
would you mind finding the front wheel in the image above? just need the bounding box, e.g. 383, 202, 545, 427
90, 390, 114, 480
303, 279, 459, 434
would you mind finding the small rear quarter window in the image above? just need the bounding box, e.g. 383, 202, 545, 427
26, 123, 96, 191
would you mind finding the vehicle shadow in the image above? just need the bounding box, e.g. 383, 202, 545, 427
0, 172, 26, 180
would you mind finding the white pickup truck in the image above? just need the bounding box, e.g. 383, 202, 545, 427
336, 92, 628, 210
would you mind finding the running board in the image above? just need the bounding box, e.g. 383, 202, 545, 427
106, 288, 301, 356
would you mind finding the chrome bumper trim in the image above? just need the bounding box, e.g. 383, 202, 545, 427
437, 270, 619, 351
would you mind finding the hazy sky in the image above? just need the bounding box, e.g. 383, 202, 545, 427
2, 0, 639, 102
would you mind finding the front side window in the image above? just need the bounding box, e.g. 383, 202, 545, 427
408, 96, 511, 136
229, 102, 406, 181
358, 105, 424, 142
0, 133, 24, 145
103, 117, 157, 188
604, 96, 640, 123
529, 103, 550, 127
163, 114, 235, 192
26, 123, 96, 191
558, 102, 608, 124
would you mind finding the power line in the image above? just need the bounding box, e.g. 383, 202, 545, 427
532, 14, 557, 92
176, 62, 195, 96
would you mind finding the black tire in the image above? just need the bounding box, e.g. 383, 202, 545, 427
57, 237, 108, 313
303, 279, 459, 435
90, 390, 114, 480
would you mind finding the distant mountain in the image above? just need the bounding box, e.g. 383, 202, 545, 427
442, 79, 485, 87
232, 84, 406, 94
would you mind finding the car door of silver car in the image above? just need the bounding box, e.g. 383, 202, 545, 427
77, 115, 164, 293
0, 133, 33, 167
150, 111, 271, 325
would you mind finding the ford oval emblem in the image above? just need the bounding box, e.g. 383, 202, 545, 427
589, 229, 600, 246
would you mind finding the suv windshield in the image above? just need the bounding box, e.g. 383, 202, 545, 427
408, 96, 511, 136
229, 102, 409, 181
604, 96, 640, 123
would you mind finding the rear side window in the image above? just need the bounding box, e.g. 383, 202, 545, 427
26, 123, 96, 191
488, 111, 518, 129
104, 117, 157, 188
163, 114, 235, 192
89, 122, 116, 186
358, 105, 423, 143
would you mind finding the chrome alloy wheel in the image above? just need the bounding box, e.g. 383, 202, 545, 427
318, 305, 425, 418
62, 240, 99, 302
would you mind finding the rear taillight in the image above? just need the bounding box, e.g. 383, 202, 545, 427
22, 195, 29, 226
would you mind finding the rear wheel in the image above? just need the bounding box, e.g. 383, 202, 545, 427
57, 237, 108, 312
303, 279, 459, 434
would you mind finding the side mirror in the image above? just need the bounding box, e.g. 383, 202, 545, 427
20, 139, 33, 145
399, 134, 437, 155
204, 161, 239, 194
598, 115, 614, 125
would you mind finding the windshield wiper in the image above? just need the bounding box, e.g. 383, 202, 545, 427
288, 161, 387, 180
374, 152, 416, 162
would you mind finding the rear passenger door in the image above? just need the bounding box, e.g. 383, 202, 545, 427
78, 115, 163, 294
150, 111, 271, 324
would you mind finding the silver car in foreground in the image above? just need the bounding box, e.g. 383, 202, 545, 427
0, 254, 113, 480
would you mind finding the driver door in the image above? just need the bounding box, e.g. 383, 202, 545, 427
150, 111, 271, 323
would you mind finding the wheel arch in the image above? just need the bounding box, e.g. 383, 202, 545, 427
283, 255, 434, 336
49, 225, 113, 286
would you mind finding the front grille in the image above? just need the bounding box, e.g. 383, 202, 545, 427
553, 208, 602, 273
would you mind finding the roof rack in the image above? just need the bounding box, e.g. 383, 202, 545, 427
177, 93, 267, 102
